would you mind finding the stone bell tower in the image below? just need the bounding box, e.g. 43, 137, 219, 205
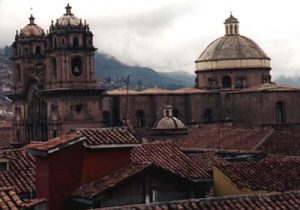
9, 5, 104, 147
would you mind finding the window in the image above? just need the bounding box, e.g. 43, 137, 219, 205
51, 58, 57, 80
208, 77, 218, 89
237, 76, 247, 88
103, 111, 111, 127
73, 37, 79, 47
222, 75, 232, 88
36, 46, 41, 55
53, 38, 57, 48
136, 110, 145, 127
234, 25, 238, 33
71, 57, 82, 77
172, 109, 179, 118
204, 109, 213, 123
275, 101, 286, 124
36, 65, 43, 77
76, 104, 82, 113
0, 162, 9, 171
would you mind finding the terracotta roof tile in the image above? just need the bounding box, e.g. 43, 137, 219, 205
217, 157, 300, 192
131, 142, 211, 180
72, 163, 151, 199
101, 191, 300, 210
176, 124, 272, 151
187, 152, 226, 172
0, 187, 46, 209
27, 133, 83, 153
74, 127, 142, 146
0, 149, 35, 195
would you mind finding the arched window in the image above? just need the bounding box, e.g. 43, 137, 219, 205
173, 109, 180, 118
73, 37, 79, 47
103, 111, 111, 127
36, 46, 41, 55
275, 101, 286, 124
136, 110, 145, 127
234, 25, 238, 33
71, 57, 82, 77
222, 75, 232, 88
230, 25, 233, 34
51, 57, 57, 80
204, 109, 213, 123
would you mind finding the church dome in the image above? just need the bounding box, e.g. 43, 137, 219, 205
195, 14, 270, 71
57, 4, 81, 26
20, 15, 44, 37
154, 116, 185, 129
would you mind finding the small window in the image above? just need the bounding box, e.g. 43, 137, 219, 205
237, 76, 247, 88
204, 109, 212, 123
73, 37, 79, 47
51, 58, 57, 80
275, 101, 286, 124
0, 162, 9, 171
222, 75, 232, 88
136, 110, 145, 127
36, 46, 41, 55
76, 104, 82, 113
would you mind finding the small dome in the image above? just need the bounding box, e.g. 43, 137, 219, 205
154, 117, 185, 129
20, 15, 44, 37
57, 4, 81, 26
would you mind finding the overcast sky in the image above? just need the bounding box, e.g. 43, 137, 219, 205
1, 0, 300, 78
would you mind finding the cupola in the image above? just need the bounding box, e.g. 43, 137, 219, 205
224, 13, 239, 35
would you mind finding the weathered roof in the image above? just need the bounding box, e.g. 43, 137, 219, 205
0, 149, 35, 195
74, 127, 142, 147
0, 187, 46, 209
217, 157, 300, 192
187, 152, 226, 172
72, 163, 151, 200
224, 14, 239, 24
57, 4, 81, 26
176, 124, 272, 151
20, 15, 44, 37
196, 35, 269, 62
102, 191, 300, 210
27, 133, 84, 154
131, 142, 211, 180
154, 116, 185, 129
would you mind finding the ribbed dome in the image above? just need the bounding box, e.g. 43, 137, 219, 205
154, 117, 185, 129
196, 35, 270, 62
57, 4, 81, 26
20, 15, 44, 37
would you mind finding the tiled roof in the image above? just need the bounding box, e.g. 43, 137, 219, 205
102, 191, 300, 210
218, 157, 300, 192
131, 142, 211, 180
74, 127, 142, 147
27, 133, 84, 154
187, 152, 226, 172
0, 187, 45, 210
0, 149, 35, 195
176, 124, 272, 151
255, 127, 300, 156
72, 163, 151, 200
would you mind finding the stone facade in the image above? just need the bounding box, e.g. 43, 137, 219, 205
9, 9, 300, 146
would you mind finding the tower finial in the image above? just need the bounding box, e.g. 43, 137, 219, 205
29, 7, 35, 25
65, 3, 72, 15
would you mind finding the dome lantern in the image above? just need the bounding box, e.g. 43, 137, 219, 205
29, 14, 35, 25
65, 3, 73, 16
224, 13, 239, 35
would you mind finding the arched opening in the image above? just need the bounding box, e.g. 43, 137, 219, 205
230, 25, 233, 34
204, 108, 213, 123
234, 25, 238, 33
222, 75, 232, 88
103, 111, 111, 127
136, 110, 145, 127
71, 57, 82, 77
27, 90, 48, 141
36, 46, 41, 55
275, 101, 286, 124
172, 109, 180, 118
51, 57, 57, 80
73, 37, 79, 47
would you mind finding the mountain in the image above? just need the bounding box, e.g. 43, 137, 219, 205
274, 76, 300, 87
94, 52, 194, 89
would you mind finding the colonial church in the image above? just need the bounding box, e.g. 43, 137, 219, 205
9, 5, 300, 146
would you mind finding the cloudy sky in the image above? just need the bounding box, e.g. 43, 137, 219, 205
1, 0, 300, 78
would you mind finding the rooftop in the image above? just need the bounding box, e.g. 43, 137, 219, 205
103, 191, 300, 210
131, 142, 211, 180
